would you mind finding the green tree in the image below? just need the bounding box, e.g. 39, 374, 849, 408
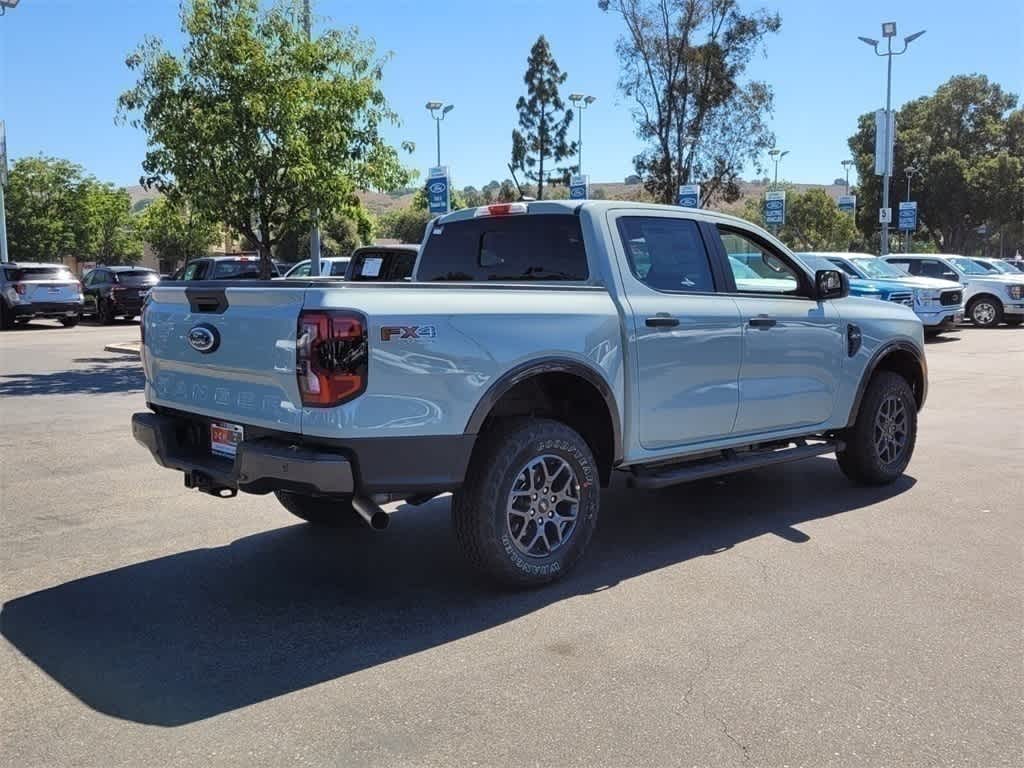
137, 196, 220, 268
599, 0, 781, 205
79, 181, 143, 263
4, 156, 86, 263
848, 74, 1023, 254
740, 187, 857, 252
510, 36, 576, 201
118, 0, 414, 278
378, 207, 432, 244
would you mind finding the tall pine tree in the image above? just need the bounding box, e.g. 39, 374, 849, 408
511, 36, 576, 201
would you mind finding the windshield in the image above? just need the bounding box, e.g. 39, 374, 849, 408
113, 270, 158, 285
980, 259, 1021, 274
3, 266, 75, 281
851, 258, 908, 279
948, 257, 988, 275
728, 256, 760, 280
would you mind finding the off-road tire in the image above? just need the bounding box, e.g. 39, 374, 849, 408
837, 371, 917, 486
451, 418, 599, 588
274, 491, 364, 528
967, 295, 1003, 328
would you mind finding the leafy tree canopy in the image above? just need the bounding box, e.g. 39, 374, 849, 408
137, 196, 221, 266
599, 0, 780, 205
740, 187, 857, 252
118, 0, 414, 277
848, 74, 1023, 254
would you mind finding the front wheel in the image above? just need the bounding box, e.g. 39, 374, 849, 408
968, 296, 1003, 328
273, 491, 365, 528
451, 418, 599, 588
837, 371, 917, 486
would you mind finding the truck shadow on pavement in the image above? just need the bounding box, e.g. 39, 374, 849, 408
0, 358, 144, 396
1, 458, 915, 727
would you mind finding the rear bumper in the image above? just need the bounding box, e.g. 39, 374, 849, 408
131, 410, 475, 498
12, 301, 83, 318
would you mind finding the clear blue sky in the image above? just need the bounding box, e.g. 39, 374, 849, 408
2, 0, 1021, 190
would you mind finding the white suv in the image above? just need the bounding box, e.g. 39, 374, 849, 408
883, 254, 1024, 328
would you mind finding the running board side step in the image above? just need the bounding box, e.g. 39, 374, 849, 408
627, 439, 844, 490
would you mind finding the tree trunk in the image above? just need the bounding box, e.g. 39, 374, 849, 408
258, 241, 273, 280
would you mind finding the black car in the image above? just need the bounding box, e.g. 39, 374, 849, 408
169, 256, 281, 281
344, 245, 419, 282
82, 266, 159, 324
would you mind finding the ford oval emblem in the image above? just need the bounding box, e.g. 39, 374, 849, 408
428, 182, 446, 194
187, 324, 219, 354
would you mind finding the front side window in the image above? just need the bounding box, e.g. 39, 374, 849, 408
617, 216, 714, 293
418, 213, 588, 282
182, 262, 205, 281
717, 227, 800, 295
947, 257, 988, 276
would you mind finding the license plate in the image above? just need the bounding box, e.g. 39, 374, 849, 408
210, 422, 244, 458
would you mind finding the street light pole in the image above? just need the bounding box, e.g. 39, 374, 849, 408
425, 102, 455, 168
568, 94, 596, 174
841, 159, 855, 194
302, 0, 321, 277
768, 148, 789, 188
859, 23, 925, 256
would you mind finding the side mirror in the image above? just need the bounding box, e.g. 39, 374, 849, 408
815, 269, 848, 300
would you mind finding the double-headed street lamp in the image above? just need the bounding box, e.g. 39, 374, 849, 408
858, 22, 926, 255
568, 93, 596, 174
768, 148, 789, 187
841, 159, 855, 193
425, 102, 454, 168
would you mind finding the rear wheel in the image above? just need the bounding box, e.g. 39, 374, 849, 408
273, 491, 365, 528
837, 371, 917, 486
452, 418, 599, 588
968, 296, 1003, 328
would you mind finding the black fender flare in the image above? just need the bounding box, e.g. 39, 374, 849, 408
465, 358, 623, 465
846, 341, 928, 427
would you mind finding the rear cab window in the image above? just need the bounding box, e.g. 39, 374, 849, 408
417, 214, 588, 282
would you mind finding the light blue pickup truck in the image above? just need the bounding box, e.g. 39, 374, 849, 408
133, 201, 927, 586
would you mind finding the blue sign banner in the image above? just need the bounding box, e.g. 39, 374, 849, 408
898, 201, 917, 232
677, 183, 700, 208
764, 190, 786, 226
838, 194, 856, 214
427, 166, 450, 216
569, 174, 589, 200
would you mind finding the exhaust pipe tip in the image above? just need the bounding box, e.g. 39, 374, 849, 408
352, 496, 391, 530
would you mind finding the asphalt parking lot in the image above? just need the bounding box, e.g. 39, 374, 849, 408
1, 320, 1021, 767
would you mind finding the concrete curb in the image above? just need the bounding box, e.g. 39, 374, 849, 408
104, 342, 142, 356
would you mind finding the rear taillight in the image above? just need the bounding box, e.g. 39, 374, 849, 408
296, 310, 367, 407
13, 284, 26, 295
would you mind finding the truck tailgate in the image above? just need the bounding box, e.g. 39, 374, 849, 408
142, 284, 306, 432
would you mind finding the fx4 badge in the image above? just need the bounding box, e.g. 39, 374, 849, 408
380, 325, 437, 342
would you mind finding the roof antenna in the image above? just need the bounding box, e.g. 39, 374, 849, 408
507, 163, 536, 202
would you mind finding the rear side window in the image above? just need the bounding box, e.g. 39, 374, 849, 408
4, 266, 74, 281
417, 214, 588, 282
617, 216, 714, 293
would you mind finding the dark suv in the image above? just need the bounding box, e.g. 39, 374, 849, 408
83, 266, 159, 324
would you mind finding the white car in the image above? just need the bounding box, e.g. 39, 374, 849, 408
882, 254, 1024, 328
282, 257, 350, 279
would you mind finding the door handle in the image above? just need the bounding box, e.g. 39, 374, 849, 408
748, 315, 777, 329
645, 315, 680, 328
